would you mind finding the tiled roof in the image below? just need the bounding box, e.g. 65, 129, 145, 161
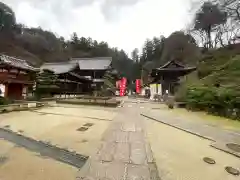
40, 57, 112, 75
156, 60, 196, 71
40, 62, 78, 74
0, 54, 38, 71
158, 60, 185, 69
71, 57, 112, 70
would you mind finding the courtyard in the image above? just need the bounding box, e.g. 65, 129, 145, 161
0, 99, 240, 180
0, 104, 117, 180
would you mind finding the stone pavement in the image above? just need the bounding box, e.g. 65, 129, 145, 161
77, 102, 160, 180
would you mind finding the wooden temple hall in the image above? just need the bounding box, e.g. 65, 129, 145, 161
40, 57, 112, 94
150, 60, 196, 95
0, 54, 37, 100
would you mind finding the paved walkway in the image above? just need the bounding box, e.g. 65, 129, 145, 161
77, 101, 159, 180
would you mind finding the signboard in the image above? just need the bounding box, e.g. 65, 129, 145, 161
158, 84, 162, 95
135, 79, 141, 94
150, 84, 162, 100
0, 84, 5, 97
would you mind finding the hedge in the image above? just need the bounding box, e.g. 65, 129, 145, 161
185, 85, 240, 120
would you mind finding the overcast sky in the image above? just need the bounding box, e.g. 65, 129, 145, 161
3, 0, 193, 54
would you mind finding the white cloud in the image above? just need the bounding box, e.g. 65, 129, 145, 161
2, 0, 192, 55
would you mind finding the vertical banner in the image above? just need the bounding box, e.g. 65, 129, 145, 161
120, 77, 127, 96
135, 79, 141, 94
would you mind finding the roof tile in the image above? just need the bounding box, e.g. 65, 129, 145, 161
0, 54, 38, 71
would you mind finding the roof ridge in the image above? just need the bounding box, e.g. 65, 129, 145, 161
42, 61, 76, 65
0, 54, 27, 63
71, 57, 112, 60
0, 54, 38, 71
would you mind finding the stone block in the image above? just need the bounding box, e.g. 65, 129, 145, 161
126, 164, 150, 180
97, 142, 116, 162
105, 162, 126, 180
122, 122, 136, 132
130, 142, 147, 165
129, 132, 145, 143
114, 142, 130, 163
115, 131, 129, 143
145, 143, 154, 163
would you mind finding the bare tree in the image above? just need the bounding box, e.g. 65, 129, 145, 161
217, 0, 240, 21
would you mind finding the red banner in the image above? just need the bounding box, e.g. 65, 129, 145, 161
136, 79, 141, 94
120, 77, 127, 96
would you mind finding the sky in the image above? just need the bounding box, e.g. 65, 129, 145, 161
2, 0, 194, 55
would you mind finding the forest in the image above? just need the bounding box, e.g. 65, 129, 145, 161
0, 0, 240, 119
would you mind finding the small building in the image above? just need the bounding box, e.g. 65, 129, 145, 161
40, 57, 112, 95
0, 55, 38, 100
150, 60, 196, 95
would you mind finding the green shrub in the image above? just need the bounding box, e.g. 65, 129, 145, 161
184, 85, 240, 120
0, 97, 9, 105
176, 55, 240, 120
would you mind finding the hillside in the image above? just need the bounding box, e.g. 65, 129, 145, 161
201, 55, 240, 88
197, 44, 240, 78
0, 30, 138, 81
0, 38, 42, 66
177, 45, 240, 119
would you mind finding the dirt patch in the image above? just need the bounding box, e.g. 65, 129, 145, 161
0, 156, 8, 165
81, 139, 88, 143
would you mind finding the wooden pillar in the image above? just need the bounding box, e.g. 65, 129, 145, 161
77, 83, 80, 94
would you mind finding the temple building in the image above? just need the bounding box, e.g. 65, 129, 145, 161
40, 57, 112, 94
0, 54, 38, 100
150, 60, 196, 95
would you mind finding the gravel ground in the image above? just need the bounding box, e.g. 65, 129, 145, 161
0, 105, 116, 180
0, 140, 77, 180
0, 106, 115, 156
145, 118, 240, 180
